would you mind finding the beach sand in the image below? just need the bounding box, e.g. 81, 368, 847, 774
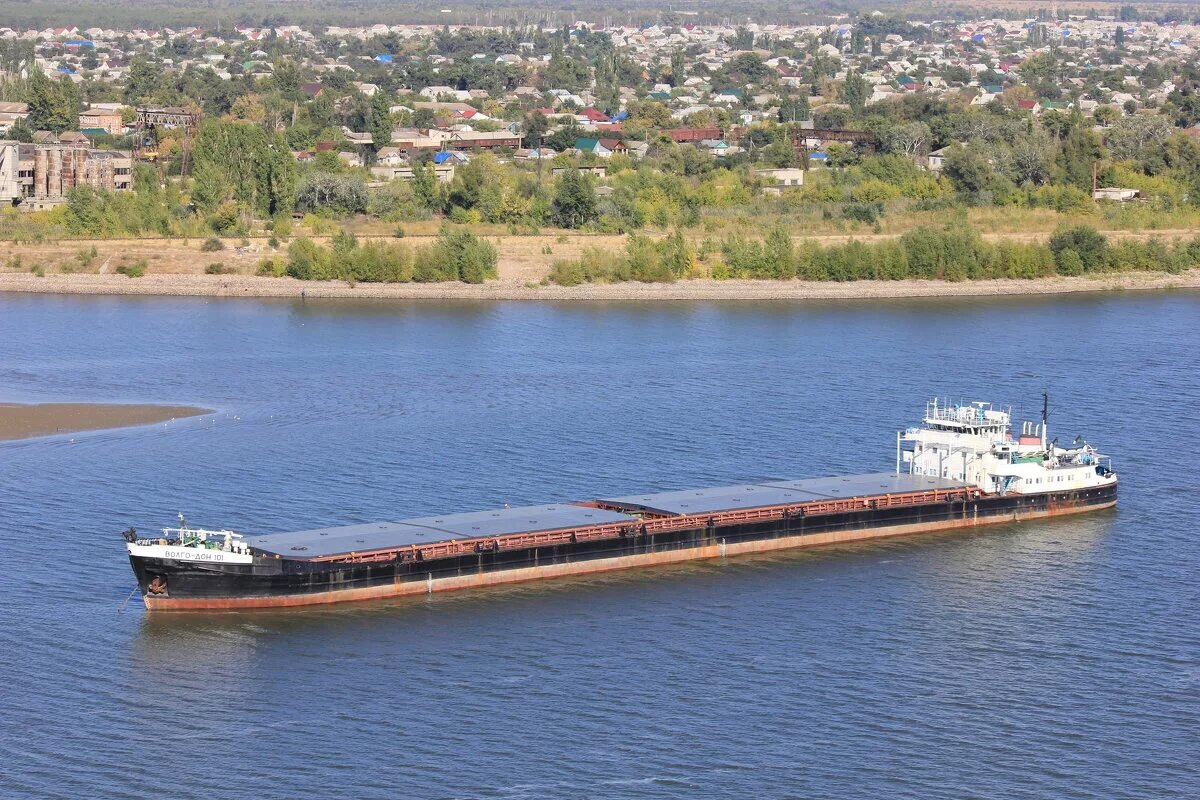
0, 269, 1198, 302
0, 402, 211, 442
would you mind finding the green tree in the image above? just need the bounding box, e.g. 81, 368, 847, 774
778, 95, 811, 123
8, 116, 33, 142
411, 161, 439, 209
1057, 127, 1103, 190
26, 70, 79, 133
550, 168, 598, 229
271, 59, 302, 100
669, 49, 686, 86
369, 91, 393, 150
1092, 105, 1119, 127
1040, 109, 1075, 139
190, 160, 228, 214
123, 56, 161, 105
191, 120, 298, 217
521, 111, 549, 149
842, 70, 868, 115
762, 139, 797, 167
943, 144, 992, 194
412, 108, 437, 129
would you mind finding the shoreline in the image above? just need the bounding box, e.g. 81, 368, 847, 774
0, 402, 212, 442
0, 270, 1198, 302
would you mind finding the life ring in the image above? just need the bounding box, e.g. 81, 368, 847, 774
147, 576, 167, 595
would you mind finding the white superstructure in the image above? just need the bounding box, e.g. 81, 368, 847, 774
899, 398, 1116, 496
124, 517, 254, 565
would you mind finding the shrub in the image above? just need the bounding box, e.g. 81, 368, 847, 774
368, 180, 427, 222
302, 214, 337, 236
200, 237, 225, 252
549, 233, 696, 284
116, 260, 146, 278
843, 202, 882, 224
413, 226, 498, 283
850, 178, 901, 204
1048, 226, 1109, 272
548, 259, 586, 286
207, 202, 240, 234
76, 245, 98, 267
205, 263, 232, 275
255, 258, 285, 277
286, 234, 426, 283
1056, 248, 1085, 276
286, 237, 333, 280
1030, 184, 1093, 213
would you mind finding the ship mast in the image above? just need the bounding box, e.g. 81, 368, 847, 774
1041, 392, 1049, 449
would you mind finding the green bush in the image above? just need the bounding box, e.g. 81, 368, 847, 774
842, 202, 882, 224
116, 261, 146, 278
414, 226, 498, 283
548, 225, 1164, 285
1049, 226, 1109, 272
200, 237, 225, 252
207, 202, 240, 234
1056, 249, 1085, 275
550, 233, 695, 284
256, 258, 285, 277
205, 262, 232, 275
284, 227, 493, 284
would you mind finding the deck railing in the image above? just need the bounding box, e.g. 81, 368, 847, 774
313, 487, 982, 566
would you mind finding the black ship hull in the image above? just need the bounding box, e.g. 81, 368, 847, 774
133, 482, 1116, 610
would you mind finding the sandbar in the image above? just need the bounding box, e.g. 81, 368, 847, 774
0, 402, 211, 441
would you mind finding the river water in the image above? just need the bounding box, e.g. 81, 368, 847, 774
0, 292, 1197, 799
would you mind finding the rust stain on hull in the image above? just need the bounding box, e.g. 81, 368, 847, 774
144, 500, 1115, 611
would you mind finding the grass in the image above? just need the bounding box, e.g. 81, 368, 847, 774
115, 260, 147, 278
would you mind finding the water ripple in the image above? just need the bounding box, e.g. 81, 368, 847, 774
0, 293, 1197, 799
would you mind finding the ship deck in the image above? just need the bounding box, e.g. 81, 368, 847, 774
243, 504, 636, 559
597, 473, 965, 516
244, 473, 968, 560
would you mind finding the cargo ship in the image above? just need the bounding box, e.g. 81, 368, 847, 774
124, 398, 1117, 611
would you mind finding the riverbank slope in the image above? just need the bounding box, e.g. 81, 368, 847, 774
0, 269, 1197, 301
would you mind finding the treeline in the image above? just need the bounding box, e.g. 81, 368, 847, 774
549, 226, 1200, 285
284, 227, 497, 283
